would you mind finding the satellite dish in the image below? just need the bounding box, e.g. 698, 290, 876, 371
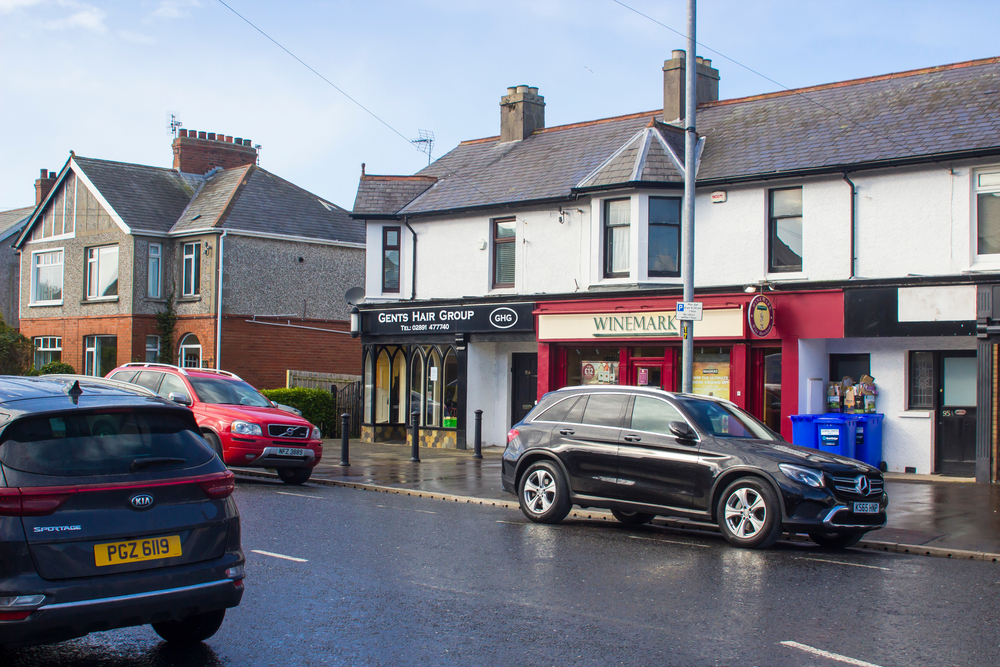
345, 286, 366, 305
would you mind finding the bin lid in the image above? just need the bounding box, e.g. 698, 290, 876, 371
816, 414, 859, 423
790, 415, 818, 422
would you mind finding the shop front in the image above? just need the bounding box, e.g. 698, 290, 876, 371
534, 291, 844, 441
359, 301, 536, 449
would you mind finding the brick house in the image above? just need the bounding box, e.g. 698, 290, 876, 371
0, 204, 33, 328
14, 130, 365, 389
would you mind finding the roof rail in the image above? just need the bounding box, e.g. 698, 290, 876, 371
120, 362, 189, 376
43, 374, 159, 397
189, 368, 243, 381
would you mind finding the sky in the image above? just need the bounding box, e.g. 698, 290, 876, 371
2, 0, 999, 212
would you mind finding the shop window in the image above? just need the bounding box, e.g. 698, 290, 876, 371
145, 335, 160, 363
84, 335, 117, 377
178, 333, 202, 368
34, 336, 62, 369
975, 169, 1000, 259
31, 249, 63, 305
364, 352, 373, 423
648, 197, 681, 277
183, 242, 201, 297
492, 218, 516, 288
691, 347, 731, 401
409, 349, 425, 425
443, 349, 458, 427
86, 245, 119, 299
375, 349, 391, 423
425, 348, 443, 427
768, 187, 802, 273
830, 353, 870, 384
604, 199, 630, 278
390, 349, 407, 423
908, 351, 934, 409
566, 347, 620, 387
382, 227, 400, 293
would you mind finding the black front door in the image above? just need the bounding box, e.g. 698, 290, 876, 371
937, 351, 977, 476
511, 353, 537, 427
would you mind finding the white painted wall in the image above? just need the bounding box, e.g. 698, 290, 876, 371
466, 340, 538, 447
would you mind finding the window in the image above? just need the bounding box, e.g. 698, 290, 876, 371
84, 335, 117, 377
178, 333, 202, 368
33, 336, 62, 369
157, 373, 189, 401
493, 218, 516, 288
830, 353, 870, 384
31, 249, 63, 304
630, 396, 685, 435
145, 335, 161, 363
148, 243, 162, 298
648, 197, 681, 277
86, 245, 119, 299
604, 199, 630, 278
975, 170, 1000, 258
768, 188, 802, 273
580, 393, 628, 428
908, 351, 934, 409
183, 242, 201, 297
382, 227, 400, 293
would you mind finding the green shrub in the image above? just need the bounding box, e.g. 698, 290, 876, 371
38, 361, 77, 375
260, 387, 337, 437
0, 316, 33, 376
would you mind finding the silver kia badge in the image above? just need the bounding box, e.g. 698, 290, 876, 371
130, 494, 154, 509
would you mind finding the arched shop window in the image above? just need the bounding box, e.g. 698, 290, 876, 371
410, 348, 425, 425
425, 348, 443, 427
363, 351, 373, 424
375, 349, 391, 423
443, 349, 458, 424
390, 348, 406, 424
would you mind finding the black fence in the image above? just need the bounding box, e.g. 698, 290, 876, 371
334, 381, 362, 439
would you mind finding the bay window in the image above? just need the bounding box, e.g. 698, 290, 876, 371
604, 199, 630, 278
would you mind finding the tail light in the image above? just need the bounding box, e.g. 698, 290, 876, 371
507, 429, 520, 444
197, 470, 236, 499
0, 488, 75, 517
0, 610, 33, 621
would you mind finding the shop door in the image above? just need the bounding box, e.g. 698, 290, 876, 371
937, 352, 977, 476
511, 353, 537, 427
750, 348, 782, 433
630, 362, 665, 390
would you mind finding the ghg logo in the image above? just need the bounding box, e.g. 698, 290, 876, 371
130, 494, 154, 509
489, 307, 518, 329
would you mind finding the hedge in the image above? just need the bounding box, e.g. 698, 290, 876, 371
260, 387, 337, 437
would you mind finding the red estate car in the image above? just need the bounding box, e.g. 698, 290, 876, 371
107, 363, 323, 484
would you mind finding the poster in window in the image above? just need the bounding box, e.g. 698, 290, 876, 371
581, 361, 618, 385
638, 368, 649, 386
692, 361, 730, 400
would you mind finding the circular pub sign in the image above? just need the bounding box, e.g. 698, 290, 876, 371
748, 294, 774, 337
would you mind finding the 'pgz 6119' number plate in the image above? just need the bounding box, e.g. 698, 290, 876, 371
94, 535, 182, 566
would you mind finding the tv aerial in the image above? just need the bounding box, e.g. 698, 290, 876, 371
411, 129, 435, 166
167, 113, 183, 137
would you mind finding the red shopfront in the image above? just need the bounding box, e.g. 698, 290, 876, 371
534, 291, 844, 441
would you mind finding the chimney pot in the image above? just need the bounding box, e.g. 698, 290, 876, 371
225, 136, 233, 143
507, 86, 517, 95
178, 129, 188, 138
207, 132, 216, 141
234, 137, 242, 145
671, 49, 685, 59
663, 50, 720, 123
40, 168, 47, 178
198, 131, 207, 139
244, 139, 252, 146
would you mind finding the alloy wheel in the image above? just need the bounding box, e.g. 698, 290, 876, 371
522, 468, 556, 515
723, 487, 767, 538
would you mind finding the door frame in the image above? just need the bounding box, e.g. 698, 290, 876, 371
935, 349, 977, 475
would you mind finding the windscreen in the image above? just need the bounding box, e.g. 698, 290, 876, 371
188, 376, 271, 407
675, 398, 779, 441
0, 409, 214, 476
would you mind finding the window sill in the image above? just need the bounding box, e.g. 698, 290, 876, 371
898, 410, 932, 419
766, 272, 807, 281
28, 301, 63, 308
968, 259, 1000, 273
177, 296, 202, 303
81, 296, 119, 304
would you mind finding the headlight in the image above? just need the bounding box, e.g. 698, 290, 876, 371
311, 427, 322, 440
778, 463, 824, 488
231, 420, 262, 436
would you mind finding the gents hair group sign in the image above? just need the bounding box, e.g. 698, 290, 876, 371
362, 303, 535, 335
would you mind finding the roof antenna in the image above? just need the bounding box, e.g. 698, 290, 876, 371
254, 143, 262, 165
168, 113, 183, 137
411, 129, 435, 166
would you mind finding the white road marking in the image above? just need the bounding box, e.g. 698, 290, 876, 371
627, 535, 709, 548
794, 556, 891, 571
781, 641, 884, 667
276, 491, 324, 499
376, 504, 437, 514
251, 549, 308, 563
496, 520, 522, 525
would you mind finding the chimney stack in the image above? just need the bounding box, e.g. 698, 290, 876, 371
35, 168, 57, 206
500, 86, 545, 143
172, 129, 258, 175
663, 50, 720, 123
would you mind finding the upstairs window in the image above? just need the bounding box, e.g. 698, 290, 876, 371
31, 249, 63, 305
604, 199, 630, 278
492, 218, 516, 288
648, 197, 681, 278
148, 243, 162, 298
85, 245, 119, 299
975, 169, 1000, 258
382, 227, 400, 293
183, 242, 201, 297
768, 187, 802, 273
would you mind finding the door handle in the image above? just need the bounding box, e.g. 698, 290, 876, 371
623, 435, 641, 442
559, 429, 575, 435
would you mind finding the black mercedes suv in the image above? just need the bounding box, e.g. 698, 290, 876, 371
0, 375, 244, 650
501, 385, 887, 550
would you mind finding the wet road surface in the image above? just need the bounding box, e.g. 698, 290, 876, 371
5, 478, 998, 666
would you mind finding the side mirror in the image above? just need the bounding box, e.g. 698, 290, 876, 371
168, 392, 191, 406
668, 421, 696, 439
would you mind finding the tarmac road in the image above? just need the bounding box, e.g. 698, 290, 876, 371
5, 478, 998, 667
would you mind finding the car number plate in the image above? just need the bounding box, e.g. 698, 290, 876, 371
277, 448, 304, 456
853, 502, 880, 514
95, 535, 182, 567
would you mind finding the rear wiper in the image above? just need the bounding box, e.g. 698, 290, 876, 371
130, 457, 187, 472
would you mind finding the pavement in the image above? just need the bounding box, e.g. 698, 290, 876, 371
234, 440, 1000, 561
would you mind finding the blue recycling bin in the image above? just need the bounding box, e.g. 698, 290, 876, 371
815, 415, 858, 459
789, 415, 819, 449
854, 413, 885, 469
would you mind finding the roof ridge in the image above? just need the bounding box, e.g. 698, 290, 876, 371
360, 174, 438, 182
72, 155, 187, 174
460, 109, 662, 146
703, 55, 1000, 108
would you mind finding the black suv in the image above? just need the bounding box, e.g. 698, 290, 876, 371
0, 375, 244, 650
501, 385, 887, 550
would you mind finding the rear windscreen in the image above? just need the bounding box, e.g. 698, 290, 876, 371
0, 410, 214, 476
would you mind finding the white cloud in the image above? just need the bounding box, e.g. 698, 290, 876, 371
0, 0, 44, 12
118, 30, 155, 44
151, 0, 200, 19
44, 1, 107, 32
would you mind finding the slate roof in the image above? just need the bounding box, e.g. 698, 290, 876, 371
0, 206, 33, 243
171, 166, 249, 234
354, 56, 1000, 217
577, 122, 685, 189
353, 175, 437, 217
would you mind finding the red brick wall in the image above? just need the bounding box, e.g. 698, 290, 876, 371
219, 315, 361, 390
172, 130, 257, 175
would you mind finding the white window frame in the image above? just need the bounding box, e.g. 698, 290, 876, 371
29, 248, 64, 306
183, 242, 201, 297
84, 335, 117, 377
148, 243, 162, 298
85, 244, 119, 300
145, 335, 161, 363
178, 333, 202, 368
33, 336, 62, 369
973, 168, 1000, 268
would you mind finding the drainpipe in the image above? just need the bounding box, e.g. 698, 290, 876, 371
403, 216, 416, 300
843, 173, 856, 278
216, 229, 227, 369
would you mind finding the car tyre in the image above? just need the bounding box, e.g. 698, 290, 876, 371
278, 466, 312, 485
717, 477, 782, 549
808, 532, 865, 549
151, 609, 226, 644
517, 460, 571, 524
611, 509, 655, 525
203, 431, 226, 466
